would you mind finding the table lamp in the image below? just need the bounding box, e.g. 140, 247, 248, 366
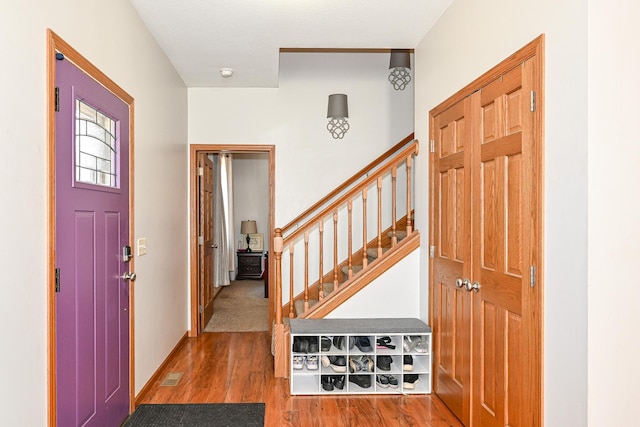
240, 220, 257, 252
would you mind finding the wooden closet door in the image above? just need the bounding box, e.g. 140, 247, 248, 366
430, 36, 543, 427
471, 59, 539, 427
431, 96, 474, 426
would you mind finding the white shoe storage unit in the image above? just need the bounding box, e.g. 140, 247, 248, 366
289, 318, 432, 395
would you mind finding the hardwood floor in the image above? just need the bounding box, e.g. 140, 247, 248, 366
137, 332, 463, 427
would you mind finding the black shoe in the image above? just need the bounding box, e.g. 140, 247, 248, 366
292, 337, 308, 353
376, 336, 396, 349
376, 374, 389, 388
333, 375, 345, 390
403, 374, 419, 389
307, 336, 319, 353
322, 355, 347, 373
403, 355, 413, 371
321, 375, 334, 391
354, 336, 373, 352
385, 374, 399, 389
349, 374, 372, 389
376, 355, 393, 371
321, 336, 332, 351
333, 336, 345, 350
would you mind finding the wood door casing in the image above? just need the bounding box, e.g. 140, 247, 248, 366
429, 36, 543, 427
198, 153, 215, 331
431, 96, 473, 426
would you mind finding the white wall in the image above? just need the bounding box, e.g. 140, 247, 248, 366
414, 0, 588, 425
0, 0, 188, 423
189, 52, 415, 226
327, 249, 420, 319
588, 1, 640, 424
233, 153, 270, 251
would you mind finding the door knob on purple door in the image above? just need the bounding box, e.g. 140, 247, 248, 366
122, 272, 136, 282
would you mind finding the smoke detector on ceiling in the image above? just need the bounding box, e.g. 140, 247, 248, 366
220, 68, 234, 78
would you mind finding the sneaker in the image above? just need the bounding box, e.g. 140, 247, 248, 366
292, 355, 305, 370
403, 336, 415, 352
349, 355, 374, 373
385, 374, 399, 389
326, 355, 347, 373
354, 336, 373, 352
403, 355, 413, 371
414, 336, 428, 353
376, 374, 389, 388
305, 355, 318, 370
403, 374, 420, 389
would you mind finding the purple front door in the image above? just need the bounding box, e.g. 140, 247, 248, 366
55, 57, 130, 427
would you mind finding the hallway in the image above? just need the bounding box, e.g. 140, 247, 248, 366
137, 332, 462, 426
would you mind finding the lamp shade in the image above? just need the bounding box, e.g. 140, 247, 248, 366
327, 94, 348, 118
240, 220, 257, 234
389, 49, 411, 69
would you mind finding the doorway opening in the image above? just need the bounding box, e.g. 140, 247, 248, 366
189, 144, 275, 336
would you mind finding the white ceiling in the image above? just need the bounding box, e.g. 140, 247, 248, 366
128, 0, 453, 88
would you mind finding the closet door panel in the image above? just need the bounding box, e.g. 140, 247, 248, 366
473, 64, 528, 427
431, 97, 472, 426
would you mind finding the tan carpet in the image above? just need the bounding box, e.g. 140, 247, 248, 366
204, 280, 269, 332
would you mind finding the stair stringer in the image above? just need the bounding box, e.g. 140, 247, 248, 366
300, 231, 420, 319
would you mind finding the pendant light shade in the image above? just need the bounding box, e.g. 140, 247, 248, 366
389, 49, 412, 91
326, 94, 350, 139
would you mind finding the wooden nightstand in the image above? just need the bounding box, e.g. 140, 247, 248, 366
236, 251, 263, 280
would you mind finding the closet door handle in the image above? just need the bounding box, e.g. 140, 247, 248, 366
456, 278, 470, 289
465, 281, 480, 292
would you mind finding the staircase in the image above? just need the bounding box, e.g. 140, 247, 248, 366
272, 135, 420, 377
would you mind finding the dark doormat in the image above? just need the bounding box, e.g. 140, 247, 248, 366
121, 403, 265, 427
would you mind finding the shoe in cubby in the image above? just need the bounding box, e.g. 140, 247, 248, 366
353, 336, 373, 353
402, 374, 420, 390
349, 355, 374, 373
375, 335, 398, 351
348, 374, 372, 390
321, 355, 347, 373
376, 355, 393, 371
403, 355, 413, 371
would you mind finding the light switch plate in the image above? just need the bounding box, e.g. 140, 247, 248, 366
137, 238, 147, 256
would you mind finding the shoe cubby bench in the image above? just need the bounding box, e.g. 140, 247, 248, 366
289, 318, 432, 395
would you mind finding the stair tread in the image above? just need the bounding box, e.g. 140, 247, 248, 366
366, 246, 390, 259
341, 264, 363, 276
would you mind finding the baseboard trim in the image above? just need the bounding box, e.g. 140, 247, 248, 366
134, 331, 189, 406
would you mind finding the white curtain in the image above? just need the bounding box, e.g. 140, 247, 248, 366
213, 153, 236, 287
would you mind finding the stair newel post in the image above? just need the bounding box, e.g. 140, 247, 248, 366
288, 242, 295, 318
272, 228, 286, 378
406, 154, 414, 234
377, 177, 383, 258
362, 187, 368, 269
333, 211, 339, 289
392, 165, 398, 246
347, 199, 353, 279
304, 231, 309, 312
274, 228, 283, 325
318, 220, 324, 301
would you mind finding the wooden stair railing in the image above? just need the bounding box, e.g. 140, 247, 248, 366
272, 136, 419, 378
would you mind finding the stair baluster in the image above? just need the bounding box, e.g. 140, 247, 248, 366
318, 221, 324, 301
304, 231, 309, 312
